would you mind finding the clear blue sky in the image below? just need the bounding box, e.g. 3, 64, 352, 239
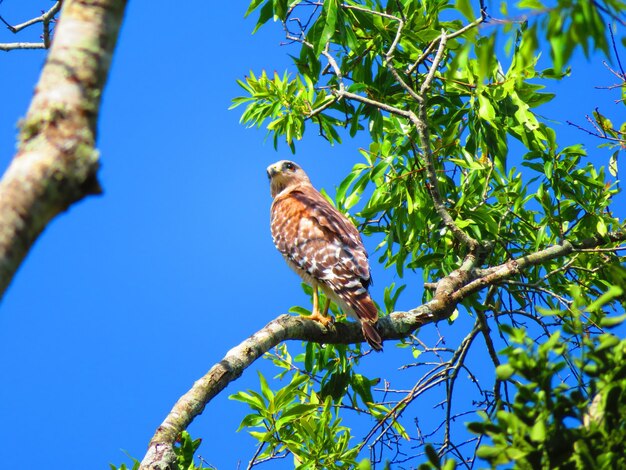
0, 1, 624, 469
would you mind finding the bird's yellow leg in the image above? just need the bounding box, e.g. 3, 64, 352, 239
308, 283, 332, 326
322, 298, 331, 316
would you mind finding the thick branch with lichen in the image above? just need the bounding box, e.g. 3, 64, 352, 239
0, 0, 127, 298
139, 230, 625, 470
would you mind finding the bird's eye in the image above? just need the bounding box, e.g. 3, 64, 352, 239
283, 162, 295, 171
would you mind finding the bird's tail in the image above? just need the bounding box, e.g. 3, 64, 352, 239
331, 280, 384, 351
352, 294, 383, 352
361, 319, 383, 352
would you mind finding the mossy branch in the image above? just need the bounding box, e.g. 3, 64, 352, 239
0, 0, 127, 298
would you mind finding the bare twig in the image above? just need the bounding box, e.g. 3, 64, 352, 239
441, 323, 481, 455
574, 245, 626, 253
407, 16, 485, 75
607, 25, 625, 79
246, 442, 266, 470
592, 0, 626, 27
0, 1, 62, 51
505, 281, 574, 310
0, 41, 46, 51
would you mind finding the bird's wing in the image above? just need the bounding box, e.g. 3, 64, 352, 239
270, 185, 371, 286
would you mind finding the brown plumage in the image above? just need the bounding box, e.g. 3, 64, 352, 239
267, 160, 383, 351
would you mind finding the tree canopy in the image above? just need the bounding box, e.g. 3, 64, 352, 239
137, 0, 626, 468
1, 1, 625, 469
222, 0, 626, 468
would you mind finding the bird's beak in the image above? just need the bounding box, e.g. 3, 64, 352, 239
267, 164, 279, 179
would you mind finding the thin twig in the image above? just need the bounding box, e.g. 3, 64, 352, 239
0, 1, 62, 51
442, 323, 481, 453
0, 41, 46, 51
246, 442, 266, 470
412, 30, 481, 251
407, 16, 484, 75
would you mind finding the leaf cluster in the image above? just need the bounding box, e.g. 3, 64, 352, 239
112, 431, 211, 470
470, 287, 626, 469
230, 340, 415, 467
230, 365, 359, 467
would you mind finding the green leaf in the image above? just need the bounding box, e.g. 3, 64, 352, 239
586, 285, 623, 313
352, 373, 374, 404
229, 390, 266, 410
593, 109, 613, 131
276, 403, 318, 428
289, 305, 311, 316
316, 0, 339, 56
455, 0, 475, 22
496, 364, 515, 380
442, 459, 457, 470
245, 0, 267, 17
538, 330, 561, 358
304, 341, 315, 373
447, 308, 459, 323
357, 458, 372, 470
609, 151, 619, 177
237, 413, 265, 430
595, 334, 620, 352
600, 312, 626, 328
519, 0, 544, 8
249, 430, 272, 442
477, 94, 496, 123
252, 0, 274, 34
476, 445, 504, 459
391, 418, 410, 441
272, 0, 288, 21
544, 159, 553, 180
425, 444, 441, 467
530, 419, 546, 442
258, 370, 275, 402
505, 447, 528, 460
596, 218, 608, 236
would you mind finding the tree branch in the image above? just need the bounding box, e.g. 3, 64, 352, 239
139, 229, 626, 469
0, 0, 127, 298
0, 41, 47, 51
0, 1, 62, 51
411, 30, 482, 253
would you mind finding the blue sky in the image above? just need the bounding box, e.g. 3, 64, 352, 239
0, 1, 624, 469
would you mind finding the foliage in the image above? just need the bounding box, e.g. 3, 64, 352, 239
174, 431, 210, 470
228, 0, 626, 467
231, 368, 361, 468
470, 286, 626, 469
110, 454, 140, 470
112, 432, 211, 470
230, 341, 412, 468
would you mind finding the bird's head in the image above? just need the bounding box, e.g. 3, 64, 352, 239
267, 160, 310, 198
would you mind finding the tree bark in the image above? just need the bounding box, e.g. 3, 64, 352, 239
0, 0, 127, 297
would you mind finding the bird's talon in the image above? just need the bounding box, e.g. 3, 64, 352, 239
307, 310, 333, 327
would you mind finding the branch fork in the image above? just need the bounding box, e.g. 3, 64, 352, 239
0, 1, 62, 51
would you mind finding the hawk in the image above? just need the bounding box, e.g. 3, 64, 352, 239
267, 160, 383, 351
